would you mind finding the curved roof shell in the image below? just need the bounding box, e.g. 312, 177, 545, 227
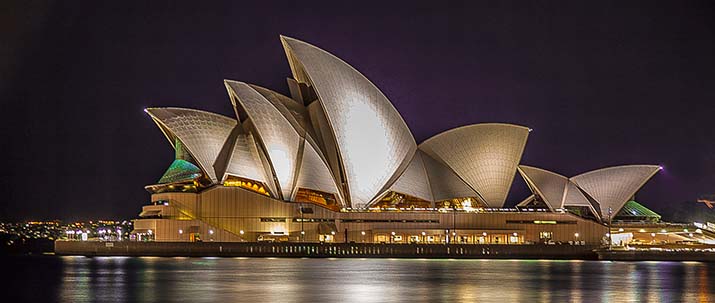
570, 165, 661, 218
146, 107, 237, 182
220, 127, 272, 190
225, 81, 302, 200
280, 36, 417, 208
159, 159, 202, 184
419, 123, 530, 208
563, 181, 601, 220
293, 141, 344, 206
419, 150, 480, 202
388, 151, 434, 203
517, 165, 569, 210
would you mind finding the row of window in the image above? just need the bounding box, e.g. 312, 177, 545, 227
506, 220, 577, 225
260, 218, 440, 223
341, 219, 440, 223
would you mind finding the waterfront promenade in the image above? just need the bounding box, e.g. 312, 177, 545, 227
55, 241, 598, 259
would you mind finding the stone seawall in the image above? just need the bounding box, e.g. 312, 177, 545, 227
55, 241, 598, 259
597, 249, 715, 262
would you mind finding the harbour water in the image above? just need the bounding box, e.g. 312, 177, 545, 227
5, 255, 714, 302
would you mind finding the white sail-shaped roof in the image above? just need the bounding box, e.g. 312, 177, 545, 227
281, 36, 417, 208
419, 123, 530, 208
563, 181, 602, 220
222, 128, 272, 189
292, 140, 344, 206
225, 81, 302, 200
420, 150, 479, 202
517, 165, 569, 210
249, 84, 310, 137
387, 152, 434, 203
146, 107, 237, 182
570, 165, 661, 217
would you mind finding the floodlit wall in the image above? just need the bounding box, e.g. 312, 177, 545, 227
137, 186, 608, 244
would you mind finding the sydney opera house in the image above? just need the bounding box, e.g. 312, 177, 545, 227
132, 36, 662, 245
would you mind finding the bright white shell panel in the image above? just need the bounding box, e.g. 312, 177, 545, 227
517, 165, 569, 210
223, 130, 270, 187
419, 124, 530, 208
226, 81, 302, 200
146, 107, 237, 182
570, 165, 660, 217
249, 84, 309, 137
388, 152, 434, 203
420, 151, 478, 202
281, 36, 417, 208
293, 141, 344, 206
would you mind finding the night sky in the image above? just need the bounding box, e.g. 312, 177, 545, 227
2, 1, 714, 221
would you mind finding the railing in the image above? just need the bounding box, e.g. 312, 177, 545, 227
55, 241, 598, 259
342, 207, 551, 213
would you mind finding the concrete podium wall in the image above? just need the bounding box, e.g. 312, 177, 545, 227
55, 241, 598, 259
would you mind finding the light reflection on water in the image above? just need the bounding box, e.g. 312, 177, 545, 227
4, 256, 715, 302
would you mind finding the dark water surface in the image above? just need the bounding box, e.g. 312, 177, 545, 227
4, 255, 714, 302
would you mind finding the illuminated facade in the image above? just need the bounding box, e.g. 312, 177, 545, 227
132, 36, 660, 245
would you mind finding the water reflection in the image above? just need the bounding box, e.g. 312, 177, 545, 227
4, 256, 715, 302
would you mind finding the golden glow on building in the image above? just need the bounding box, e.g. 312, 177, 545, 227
223, 176, 270, 196
294, 188, 339, 211
374, 191, 431, 209
435, 197, 486, 209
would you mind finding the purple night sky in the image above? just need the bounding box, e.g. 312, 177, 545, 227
1, 1, 714, 220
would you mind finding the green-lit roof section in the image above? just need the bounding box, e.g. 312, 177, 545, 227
157, 138, 204, 184
174, 139, 192, 161
158, 159, 202, 184
614, 200, 661, 221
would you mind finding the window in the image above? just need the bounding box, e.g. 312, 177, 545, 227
260, 218, 286, 222
506, 220, 576, 225
292, 218, 334, 223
